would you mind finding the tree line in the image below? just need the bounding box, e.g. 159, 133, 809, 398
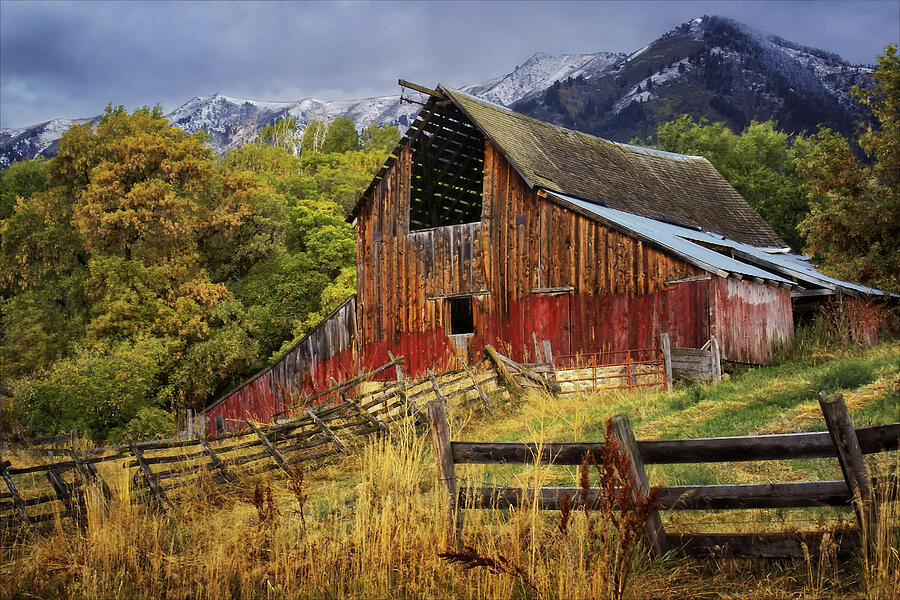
0, 111, 398, 442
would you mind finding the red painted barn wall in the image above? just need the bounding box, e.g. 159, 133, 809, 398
710, 277, 793, 363
203, 296, 358, 435
355, 140, 708, 375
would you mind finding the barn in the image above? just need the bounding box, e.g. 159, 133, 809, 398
203, 83, 877, 432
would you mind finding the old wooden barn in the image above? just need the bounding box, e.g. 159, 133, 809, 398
203, 84, 878, 432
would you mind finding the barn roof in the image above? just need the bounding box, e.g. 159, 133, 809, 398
549, 191, 882, 297
439, 86, 784, 248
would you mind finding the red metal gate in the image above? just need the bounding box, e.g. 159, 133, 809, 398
555, 347, 667, 394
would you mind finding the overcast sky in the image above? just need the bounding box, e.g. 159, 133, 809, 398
1, 0, 898, 129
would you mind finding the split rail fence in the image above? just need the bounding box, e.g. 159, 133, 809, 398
2, 349, 550, 532
427, 392, 900, 558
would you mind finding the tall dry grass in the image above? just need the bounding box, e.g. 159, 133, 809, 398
1, 391, 897, 599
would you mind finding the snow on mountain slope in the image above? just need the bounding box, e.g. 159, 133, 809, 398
462, 51, 624, 106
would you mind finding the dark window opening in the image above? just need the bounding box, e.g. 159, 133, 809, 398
448, 296, 475, 335
408, 102, 484, 230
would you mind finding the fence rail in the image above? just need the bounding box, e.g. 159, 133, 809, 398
1, 351, 539, 532
427, 392, 900, 559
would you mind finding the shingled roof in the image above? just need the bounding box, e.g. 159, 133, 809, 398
440, 86, 785, 248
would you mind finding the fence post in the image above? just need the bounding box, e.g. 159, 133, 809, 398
1, 457, 30, 527
389, 351, 410, 414
710, 336, 722, 380
129, 442, 167, 509
196, 434, 236, 484
458, 357, 493, 413
304, 408, 351, 455
610, 414, 667, 557
246, 420, 294, 476
484, 345, 524, 400
818, 392, 877, 553
425, 382, 460, 547
660, 333, 673, 392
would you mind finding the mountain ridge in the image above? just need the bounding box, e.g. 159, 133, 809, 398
0, 15, 875, 168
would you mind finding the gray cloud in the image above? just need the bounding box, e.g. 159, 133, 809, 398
2, 0, 897, 129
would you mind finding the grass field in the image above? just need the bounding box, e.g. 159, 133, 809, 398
1, 340, 897, 599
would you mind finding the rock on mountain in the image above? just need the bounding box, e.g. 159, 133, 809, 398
0, 15, 875, 168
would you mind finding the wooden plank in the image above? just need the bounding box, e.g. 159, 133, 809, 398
484, 345, 524, 400
128, 442, 167, 509
611, 414, 667, 556
457, 358, 493, 413
304, 409, 351, 455
458, 478, 895, 511
425, 392, 460, 546
196, 435, 236, 484
68, 447, 112, 502
450, 423, 900, 465
331, 377, 389, 435
819, 392, 877, 552
1, 458, 31, 526
246, 420, 293, 476
670, 531, 860, 558
710, 336, 722, 379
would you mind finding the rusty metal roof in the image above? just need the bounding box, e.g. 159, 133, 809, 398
550, 191, 882, 296
440, 85, 785, 248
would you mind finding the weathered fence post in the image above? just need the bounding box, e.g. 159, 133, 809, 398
426, 376, 460, 547
304, 409, 351, 455
331, 376, 389, 435
1, 457, 30, 526
611, 414, 667, 557
129, 442, 167, 509
660, 333, 673, 392
710, 336, 722, 380
457, 357, 493, 413
196, 434, 236, 483
818, 392, 878, 553
484, 345, 524, 400
247, 420, 294, 476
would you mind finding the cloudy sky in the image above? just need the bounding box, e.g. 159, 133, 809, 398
1, 0, 897, 129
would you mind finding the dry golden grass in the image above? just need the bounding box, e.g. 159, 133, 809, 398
2, 343, 898, 599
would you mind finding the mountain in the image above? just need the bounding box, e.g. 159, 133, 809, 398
510, 16, 874, 141
0, 15, 875, 168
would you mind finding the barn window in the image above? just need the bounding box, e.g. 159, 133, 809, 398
447, 296, 475, 335
408, 102, 484, 230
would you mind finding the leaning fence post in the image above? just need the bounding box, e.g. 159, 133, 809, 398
818, 392, 878, 553
660, 333, 673, 392
425, 389, 460, 547
1, 457, 30, 527
457, 357, 493, 413
610, 414, 667, 557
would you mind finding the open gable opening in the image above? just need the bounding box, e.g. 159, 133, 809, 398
408, 101, 485, 230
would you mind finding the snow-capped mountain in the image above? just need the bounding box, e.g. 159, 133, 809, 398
0, 15, 875, 168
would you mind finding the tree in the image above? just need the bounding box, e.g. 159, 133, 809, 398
360, 122, 401, 153
797, 45, 900, 292
647, 115, 811, 250
322, 116, 359, 153
300, 119, 327, 154
256, 116, 299, 153
0, 157, 47, 220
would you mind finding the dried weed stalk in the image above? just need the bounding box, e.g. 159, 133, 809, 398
439, 546, 538, 594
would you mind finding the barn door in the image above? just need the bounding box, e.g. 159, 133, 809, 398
523, 292, 571, 361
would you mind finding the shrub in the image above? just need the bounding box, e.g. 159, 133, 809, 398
110, 407, 174, 443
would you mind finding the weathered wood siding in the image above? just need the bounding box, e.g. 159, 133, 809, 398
710, 277, 793, 363
204, 296, 358, 434
356, 140, 712, 374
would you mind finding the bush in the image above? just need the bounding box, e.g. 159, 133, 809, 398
109, 407, 174, 444
15, 338, 167, 443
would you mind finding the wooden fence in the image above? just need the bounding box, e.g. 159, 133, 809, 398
1, 354, 533, 532
427, 392, 899, 558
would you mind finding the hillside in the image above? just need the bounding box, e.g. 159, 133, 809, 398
2, 339, 898, 599
0, 15, 874, 168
